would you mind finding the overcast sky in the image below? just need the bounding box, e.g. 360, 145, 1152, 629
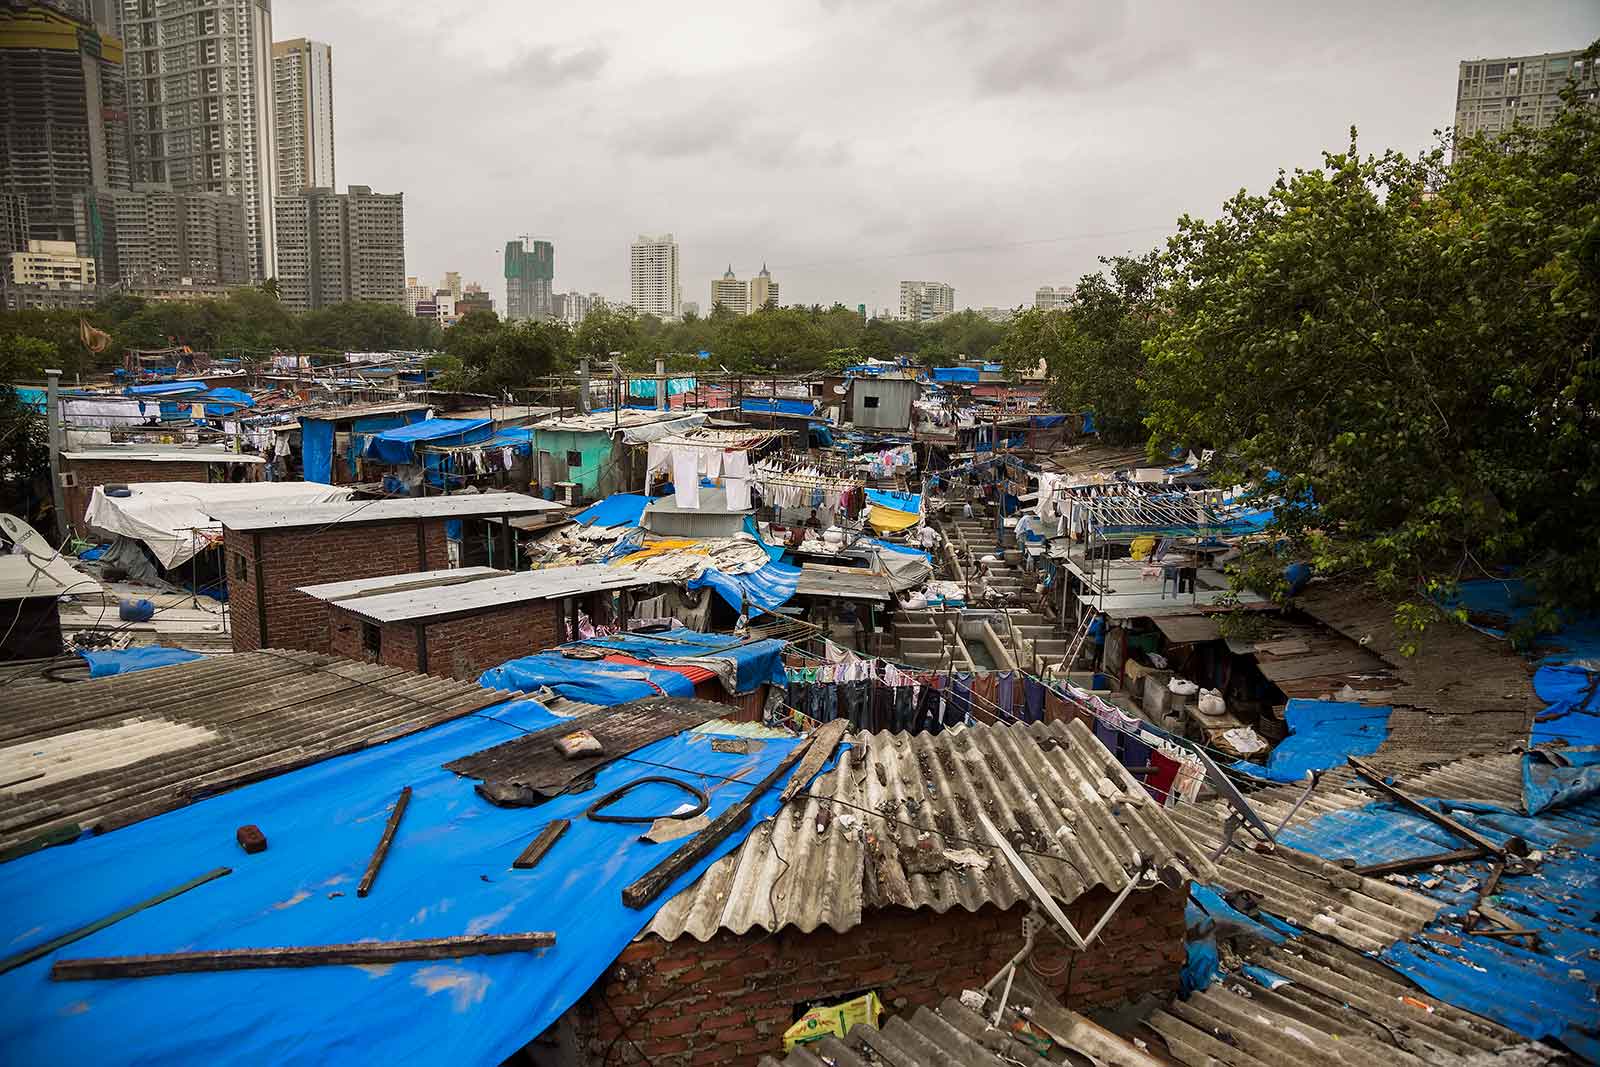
275, 0, 1599, 316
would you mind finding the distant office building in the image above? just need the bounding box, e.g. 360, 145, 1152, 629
4, 239, 98, 308
555, 290, 605, 326
1455, 50, 1599, 153
711, 266, 750, 316
274, 185, 404, 310
1034, 285, 1073, 310
75, 186, 249, 288
0, 4, 129, 246
442, 271, 462, 300
458, 283, 493, 315
122, 0, 278, 281
680, 300, 700, 318
899, 280, 955, 322
630, 233, 680, 320
749, 263, 779, 311
404, 276, 432, 316
504, 238, 554, 321
272, 38, 336, 194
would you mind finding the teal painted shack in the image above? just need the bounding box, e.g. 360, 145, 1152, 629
529, 410, 689, 502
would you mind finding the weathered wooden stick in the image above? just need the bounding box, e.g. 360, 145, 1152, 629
1348, 757, 1520, 857
512, 819, 570, 870
1352, 847, 1484, 877
622, 719, 847, 910
49, 932, 557, 981
357, 786, 411, 898
0, 867, 231, 977
778, 719, 850, 803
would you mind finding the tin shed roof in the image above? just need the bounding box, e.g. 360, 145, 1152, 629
646, 718, 1215, 942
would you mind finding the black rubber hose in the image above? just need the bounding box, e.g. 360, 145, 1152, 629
584, 776, 709, 824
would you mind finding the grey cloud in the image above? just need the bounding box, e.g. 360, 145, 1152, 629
504, 44, 609, 87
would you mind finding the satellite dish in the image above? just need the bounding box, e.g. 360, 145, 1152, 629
832, 385, 847, 395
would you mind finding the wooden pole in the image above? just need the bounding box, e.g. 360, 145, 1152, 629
50, 932, 557, 981
356, 786, 412, 897
511, 819, 570, 870
0, 867, 231, 977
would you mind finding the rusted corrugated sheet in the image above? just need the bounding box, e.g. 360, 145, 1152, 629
647, 718, 1215, 942
0, 650, 510, 857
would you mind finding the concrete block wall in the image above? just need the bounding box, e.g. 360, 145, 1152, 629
567, 886, 1187, 1066
328, 598, 562, 679
226, 519, 448, 653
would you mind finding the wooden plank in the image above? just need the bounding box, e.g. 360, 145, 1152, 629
1348, 757, 1521, 857
50, 932, 556, 980
357, 786, 411, 898
1352, 847, 1484, 877
0, 867, 231, 976
1257, 652, 1381, 682
623, 724, 842, 910
779, 719, 850, 803
511, 819, 569, 870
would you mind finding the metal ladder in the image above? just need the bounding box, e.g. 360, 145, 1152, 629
1054, 610, 1097, 676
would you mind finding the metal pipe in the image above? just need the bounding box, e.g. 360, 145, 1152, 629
44, 368, 67, 543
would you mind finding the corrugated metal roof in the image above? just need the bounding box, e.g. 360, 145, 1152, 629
794, 563, 893, 602
209, 491, 566, 531
0, 649, 511, 857
647, 718, 1216, 942
62, 448, 265, 463
297, 400, 432, 420
322, 564, 671, 623
297, 567, 507, 602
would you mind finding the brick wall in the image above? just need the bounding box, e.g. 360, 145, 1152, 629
227, 519, 448, 652
65, 459, 211, 538
565, 887, 1186, 1066
328, 598, 562, 679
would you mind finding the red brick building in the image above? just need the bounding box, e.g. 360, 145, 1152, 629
527, 718, 1214, 1067
213, 492, 566, 653
61, 447, 264, 538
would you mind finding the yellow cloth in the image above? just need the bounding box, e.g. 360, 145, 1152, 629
610, 538, 703, 566
1130, 535, 1157, 560
867, 504, 920, 533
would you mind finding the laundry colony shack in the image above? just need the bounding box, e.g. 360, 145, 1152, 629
213, 492, 567, 653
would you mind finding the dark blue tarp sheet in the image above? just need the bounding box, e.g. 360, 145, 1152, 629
1278, 794, 1600, 1056
0, 696, 838, 1066
1230, 700, 1392, 783
575, 632, 787, 694
740, 398, 814, 416
573, 494, 650, 529
365, 418, 492, 464
300, 417, 335, 484
125, 379, 207, 397
688, 559, 800, 616
1532, 664, 1600, 748
79, 647, 205, 677
929, 367, 979, 383
478, 654, 695, 704
1523, 746, 1600, 815
1029, 414, 1067, 427
865, 489, 921, 514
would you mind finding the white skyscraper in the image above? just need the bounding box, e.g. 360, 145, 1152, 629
630, 233, 680, 319
120, 0, 279, 281
272, 38, 336, 194
899, 280, 955, 322
711, 265, 749, 316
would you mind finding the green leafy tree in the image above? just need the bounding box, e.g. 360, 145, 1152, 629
573, 304, 639, 364
1144, 91, 1600, 621
0, 336, 52, 519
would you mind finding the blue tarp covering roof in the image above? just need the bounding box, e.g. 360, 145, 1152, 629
1030, 414, 1067, 427
868, 537, 931, 563
0, 694, 836, 1065
478, 631, 785, 701
1277, 791, 1600, 1057
929, 367, 980, 383
364, 418, 492, 464
864, 489, 921, 515
79, 647, 204, 678
687, 559, 800, 617
125, 379, 207, 397
1523, 746, 1600, 815
1533, 664, 1600, 748
739, 397, 814, 416
576, 631, 787, 694
572, 494, 650, 529
1231, 700, 1392, 783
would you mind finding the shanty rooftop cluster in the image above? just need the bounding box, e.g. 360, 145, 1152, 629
1, 349, 1595, 1066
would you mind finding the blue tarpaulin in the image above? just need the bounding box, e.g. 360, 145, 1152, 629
0, 695, 837, 1066
1523, 746, 1600, 815
1029, 414, 1067, 427
688, 559, 800, 617
79, 647, 205, 678
1532, 664, 1600, 748
864, 489, 921, 514
1230, 700, 1392, 783
572, 494, 650, 529
301, 418, 335, 484
929, 367, 979, 384
479, 654, 695, 704
1278, 794, 1600, 1056
868, 537, 931, 563
125, 379, 207, 397
576, 631, 787, 694
365, 418, 491, 464
739, 398, 815, 416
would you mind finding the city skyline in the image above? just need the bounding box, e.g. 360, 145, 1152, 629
273, 1, 1598, 314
